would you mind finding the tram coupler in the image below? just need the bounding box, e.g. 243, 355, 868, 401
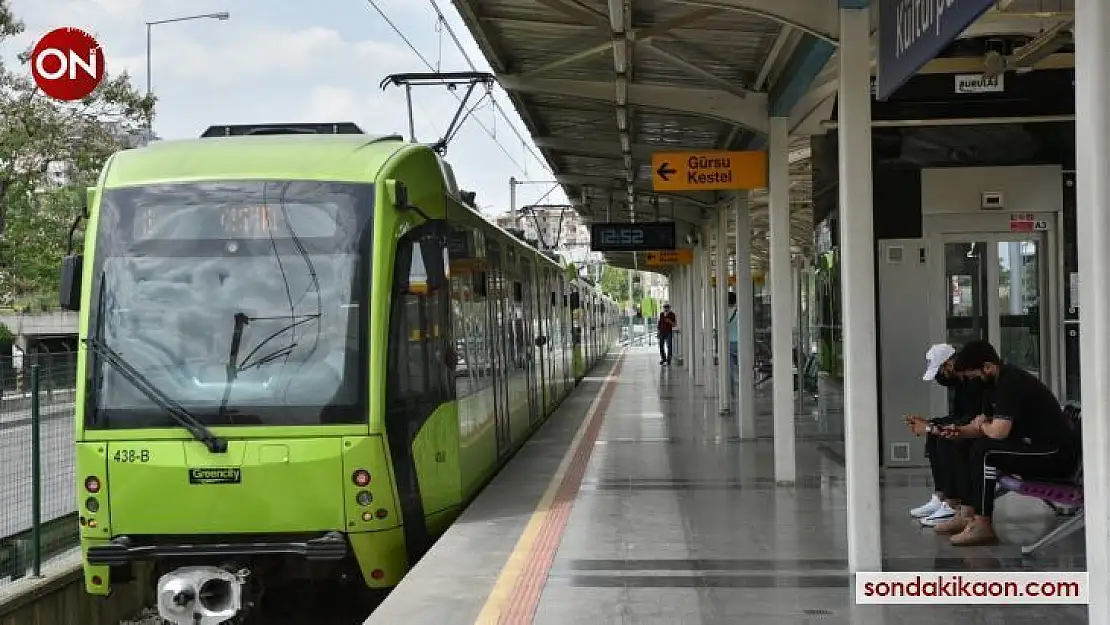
156, 565, 250, 625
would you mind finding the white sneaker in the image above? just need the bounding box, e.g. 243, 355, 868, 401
910, 494, 942, 518
920, 502, 956, 527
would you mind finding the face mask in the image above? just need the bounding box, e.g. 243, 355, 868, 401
934, 370, 956, 387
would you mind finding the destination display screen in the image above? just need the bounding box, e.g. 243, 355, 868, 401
589, 222, 676, 252
132, 202, 340, 241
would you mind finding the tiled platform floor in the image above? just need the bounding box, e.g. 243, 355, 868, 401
369, 347, 1087, 624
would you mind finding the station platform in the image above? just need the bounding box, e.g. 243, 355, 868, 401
366, 347, 1087, 625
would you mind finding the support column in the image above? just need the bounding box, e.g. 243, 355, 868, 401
687, 261, 696, 377
1075, 2, 1110, 621
794, 257, 806, 417
671, 270, 680, 364
717, 206, 731, 412
693, 243, 705, 385
697, 239, 710, 386
768, 116, 796, 483
838, 4, 882, 573
702, 236, 712, 386
733, 191, 756, 438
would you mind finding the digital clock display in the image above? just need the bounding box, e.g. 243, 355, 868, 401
589, 222, 676, 252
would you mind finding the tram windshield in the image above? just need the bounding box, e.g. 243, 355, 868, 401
85, 180, 372, 429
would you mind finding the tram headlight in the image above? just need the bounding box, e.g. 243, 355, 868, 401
355, 491, 372, 506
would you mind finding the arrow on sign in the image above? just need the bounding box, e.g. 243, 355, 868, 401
656, 162, 676, 181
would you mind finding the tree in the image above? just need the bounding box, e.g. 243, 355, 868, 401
598, 265, 645, 311
0, 1, 154, 305
599, 264, 628, 303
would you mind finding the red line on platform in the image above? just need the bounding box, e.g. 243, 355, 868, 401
498, 353, 626, 624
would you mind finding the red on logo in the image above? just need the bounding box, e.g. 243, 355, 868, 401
30, 27, 105, 101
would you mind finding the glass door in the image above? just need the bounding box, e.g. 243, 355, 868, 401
943, 240, 990, 347
994, 237, 1044, 377
939, 234, 1048, 382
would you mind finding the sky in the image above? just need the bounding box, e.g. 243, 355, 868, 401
5, 0, 568, 215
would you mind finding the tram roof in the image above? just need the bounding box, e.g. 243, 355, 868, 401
101, 133, 409, 188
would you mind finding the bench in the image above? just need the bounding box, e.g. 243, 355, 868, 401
995, 402, 1084, 556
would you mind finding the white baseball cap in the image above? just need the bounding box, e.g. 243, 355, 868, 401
922, 343, 956, 381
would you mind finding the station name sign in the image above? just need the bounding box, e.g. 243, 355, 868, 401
877, 0, 995, 100
650, 150, 767, 192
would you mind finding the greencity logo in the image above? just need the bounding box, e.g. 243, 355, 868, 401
188, 467, 242, 484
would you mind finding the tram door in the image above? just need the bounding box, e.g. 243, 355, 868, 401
521, 259, 542, 427
938, 233, 1051, 382
547, 272, 560, 410
487, 245, 512, 458
558, 276, 571, 393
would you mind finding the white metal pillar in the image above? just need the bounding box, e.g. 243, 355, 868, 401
698, 239, 711, 386
703, 236, 713, 385
686, 261, 696, 377
838, 4, 882, 573
671, 269, 681, 363
1075, 2, 1110, 621
734, 191, 756, 438
717, 206, 731, 412
693, 244, 706, 385
768, 116, 796, 483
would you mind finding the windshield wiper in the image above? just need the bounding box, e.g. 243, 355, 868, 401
84, 337, 228, 453
216, 312, 250, 423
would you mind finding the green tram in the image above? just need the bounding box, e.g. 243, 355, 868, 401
57, 122, 618, 622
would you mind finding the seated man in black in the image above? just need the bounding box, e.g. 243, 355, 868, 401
933, 340, 1080, 546
905, 343, 989, 527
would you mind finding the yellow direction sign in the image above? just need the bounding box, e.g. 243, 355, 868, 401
646, 249, 693, 266
651, 150, 767, 192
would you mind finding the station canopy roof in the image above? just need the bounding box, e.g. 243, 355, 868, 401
453, 0, 1075, 274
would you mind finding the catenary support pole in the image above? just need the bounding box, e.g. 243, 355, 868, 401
733, 191, 756, 438
717, 206, 730, 412
1075, 2, 1110, 621
838, 4, 882, 573
768, 116, 797, 483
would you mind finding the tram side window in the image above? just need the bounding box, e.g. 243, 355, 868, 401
450, 267, 491, 396
500, 271, 516, 372
450, 274, 472, 397
512, 281, 526, 369
388, 236, 452, 405
470, 278, 491, 392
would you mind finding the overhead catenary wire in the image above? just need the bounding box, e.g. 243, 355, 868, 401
426, 0, 550, 173
364, 0, 531, 173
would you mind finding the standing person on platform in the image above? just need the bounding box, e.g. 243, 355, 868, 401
657, 303, 676, 365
